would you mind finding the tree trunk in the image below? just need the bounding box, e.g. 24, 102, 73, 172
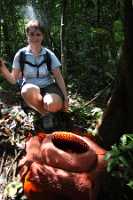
98, 0, 133, 150
97, 0, 101, 24
60, 0, 67, 79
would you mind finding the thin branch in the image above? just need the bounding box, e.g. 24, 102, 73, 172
6, 150, 23, 181
0, 151, 7, 174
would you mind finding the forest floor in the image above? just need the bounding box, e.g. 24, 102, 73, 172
0, 85, 33, 199
0, 82, 103, 200
0, 82, 132, 200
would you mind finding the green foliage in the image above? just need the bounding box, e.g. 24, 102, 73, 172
68, 93, 103, 134
4, 180, 23, 200
0, 0, 26, 61
105, 134, 133, 190
0, 0, 124, 99
113, 20, 124, 44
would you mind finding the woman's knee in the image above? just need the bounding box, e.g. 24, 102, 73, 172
21, 84, 40, 98
43, 93, 63, 112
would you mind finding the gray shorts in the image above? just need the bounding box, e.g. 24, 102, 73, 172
40, 83, 64, 101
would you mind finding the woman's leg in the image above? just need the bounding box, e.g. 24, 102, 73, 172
21, 83, 47, 115
21, 83, 63, 115
42, 83, 64, 113
43, 93, 63, 113
21, 83, 64, 129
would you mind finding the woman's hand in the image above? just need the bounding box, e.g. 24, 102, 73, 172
0, 59, 17, 84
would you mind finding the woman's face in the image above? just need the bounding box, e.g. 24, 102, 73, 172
27, 27, 44, 45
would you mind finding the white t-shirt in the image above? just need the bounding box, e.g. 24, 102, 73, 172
13, 46, 61, 88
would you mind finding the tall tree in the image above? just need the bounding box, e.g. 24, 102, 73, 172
98, 0, 133, 149
60, 0, 67, 78
0, 0, 26, 60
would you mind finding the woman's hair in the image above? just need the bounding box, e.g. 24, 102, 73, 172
25, 20, 45, 34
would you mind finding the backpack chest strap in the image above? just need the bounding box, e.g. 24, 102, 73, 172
19, 50, 51, 78
24, 57, 47, 77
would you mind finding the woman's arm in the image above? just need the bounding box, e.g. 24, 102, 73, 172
52, 68, 69, 111
0, 58, 21, 84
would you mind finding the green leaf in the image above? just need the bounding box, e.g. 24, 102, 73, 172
119, 156, 129, 168
127, 181, 133, 189
4, 180, 23, 199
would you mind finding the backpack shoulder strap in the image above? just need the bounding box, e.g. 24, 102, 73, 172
45, 49, 52, 74
19, 48, 52, 76
19, 50, 26, 77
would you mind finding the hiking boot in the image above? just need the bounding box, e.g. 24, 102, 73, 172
41, 113, 54, 131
